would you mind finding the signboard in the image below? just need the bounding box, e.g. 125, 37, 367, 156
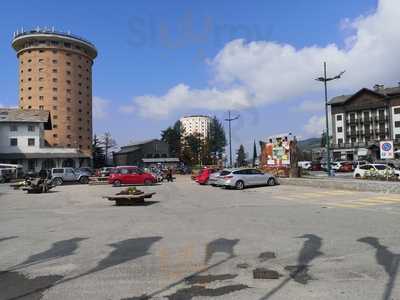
380, 141, 394, 159
261, 134, 293, 166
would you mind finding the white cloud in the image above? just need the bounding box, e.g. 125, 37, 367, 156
303, 115, 325, 138
295, 100, 324, 113
132, 0, 400, 118
118, 104, 135, 114
93, 96, 110, 119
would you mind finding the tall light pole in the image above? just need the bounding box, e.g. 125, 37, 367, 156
225, 110, 240, 168
315, 62, 345, 176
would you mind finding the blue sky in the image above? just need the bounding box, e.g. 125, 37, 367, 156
2, 0, 398, 155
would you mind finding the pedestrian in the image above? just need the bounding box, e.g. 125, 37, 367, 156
166, 168, 173, 182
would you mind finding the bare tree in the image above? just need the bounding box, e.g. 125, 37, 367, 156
100, 132, 117, 165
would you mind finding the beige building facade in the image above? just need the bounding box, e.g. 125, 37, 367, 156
12, 29, 97, 156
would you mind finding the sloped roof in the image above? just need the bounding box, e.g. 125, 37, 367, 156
0, 108, 50, 123
122, 139, 159, 148
328, 86, 400, 105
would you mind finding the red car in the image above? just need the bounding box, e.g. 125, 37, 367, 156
108, 166, 156, 186
338, 162, 354, 172
196, 168, 216, 185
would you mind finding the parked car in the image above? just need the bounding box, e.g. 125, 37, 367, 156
337, 161, 354, 172
77, 167, 94, 176
100, 167, 114, 177
196, 168, 217, 185
353, 164, 400, 179
311, 162, 322, 171
217, 168, 278, 190
50, 168, 91, 185
148, 168, 165, 182
208, 171, 222, 186
298, 161, 312, 170
108, 166, 156, 186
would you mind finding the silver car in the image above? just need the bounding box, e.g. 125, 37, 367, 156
217, 168, 278, 190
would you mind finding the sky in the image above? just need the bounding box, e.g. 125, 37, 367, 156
2, 0, 399, 155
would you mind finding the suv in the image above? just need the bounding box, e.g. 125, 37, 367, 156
50, 168, 90, 185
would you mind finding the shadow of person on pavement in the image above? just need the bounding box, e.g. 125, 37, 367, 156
358, 236, 400, 300
8, 237, 88, 271
260, 234, 324, 300
204, 238, 240, 264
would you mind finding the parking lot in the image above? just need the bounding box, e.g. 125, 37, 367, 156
1, 176, 400, 299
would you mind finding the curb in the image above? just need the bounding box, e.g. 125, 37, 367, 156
280, 177, 400, 194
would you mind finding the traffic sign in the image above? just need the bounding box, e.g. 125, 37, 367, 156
380, 141, 394, 159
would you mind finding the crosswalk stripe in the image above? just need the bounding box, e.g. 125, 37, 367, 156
361, 198, 399, 204
327, 203, 361, 208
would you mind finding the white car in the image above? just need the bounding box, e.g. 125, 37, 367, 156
353, 164, 400, 179
208, 171, 221, 186
217, 168, 278, 190
298, 161, 311, 170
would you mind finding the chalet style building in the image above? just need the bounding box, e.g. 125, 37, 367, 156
329, 85, 400, 161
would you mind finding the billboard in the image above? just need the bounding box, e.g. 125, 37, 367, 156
380, 141, 394, 159
261, 134, 294, 167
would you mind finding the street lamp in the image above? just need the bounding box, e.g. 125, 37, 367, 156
224, 110, 240, 168
315, 62, 345, 176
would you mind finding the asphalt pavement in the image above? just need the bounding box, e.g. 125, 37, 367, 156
0, 176, 399, 300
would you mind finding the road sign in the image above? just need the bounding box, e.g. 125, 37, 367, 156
380, 141, 394, 159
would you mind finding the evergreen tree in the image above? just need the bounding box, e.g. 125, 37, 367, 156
236, 144, 247, 167
208, 116, 227, 159
161, 121, 183, 158
92, 134, 105, 168
252, 140, 257, 167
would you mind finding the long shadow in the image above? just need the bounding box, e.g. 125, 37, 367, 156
204, 238, 240, 264
0, 236, 18, 243
8, 237, 88, 271
123, 237, 241, 299
6, 236, 162, 300
358, 237, 400, 300
260, 234, 323, 300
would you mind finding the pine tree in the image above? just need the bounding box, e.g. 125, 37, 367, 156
252, 140, 257, 167
236, 144, 247, 167
92, 134, 105, 168
100, 132, 117, 166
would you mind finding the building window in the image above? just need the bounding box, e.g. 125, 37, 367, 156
39, 87, 44, 91
52, 50, 57, 54
10, 125, 18, 131
52, 87, 58, 92
39, 77, 44, 82
337, 127, 343, 133
52, 59, 58, 64
394, 108, 400, 115
39, 96, 44, 100
28, 125, 35, 132
53, 134, 58, 138
53, 96, 58, 101
38, 68, 44, 72
395, 121, 400, 128
67, 135, 71, 138
28, 87, 32, 91
53, 78, 58, 83
39, 58, 44, 63
28, 59, 32, 63
39, 105, 44, 110
338, 138, 343, 144
53, 106, 57, 110
10, 138, 18, 146
53, 124, 58, 129
28, 78, 32, 81
52, 69, 58, 73
396, 134, 400, 139
28, 138, 35, 146
53, 115, 58, 120
64, 42, 71, 48
66, 80, 71, 84
66, 62, 71, 66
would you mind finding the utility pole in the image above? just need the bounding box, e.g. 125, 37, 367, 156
224, 111, 240, 168
315, 62, 345, 176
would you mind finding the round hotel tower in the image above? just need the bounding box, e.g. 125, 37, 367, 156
12, 28, 97, 156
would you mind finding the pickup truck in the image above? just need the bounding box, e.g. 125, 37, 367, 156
50, 168, 90, 185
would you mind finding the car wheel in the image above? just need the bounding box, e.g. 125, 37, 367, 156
235, 180, 245, 190
144, 179, 152, 186
79, 176, 89, 184
53, 177, 63, 186
113, 180, 121, 187
267, 177, 276, 186
355, 174, 361, 179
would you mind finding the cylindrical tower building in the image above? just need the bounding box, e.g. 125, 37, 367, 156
12, 28, 97, 156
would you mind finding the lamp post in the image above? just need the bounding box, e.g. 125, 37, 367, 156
224, 110, 240, 168
315, 62, 345, 176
